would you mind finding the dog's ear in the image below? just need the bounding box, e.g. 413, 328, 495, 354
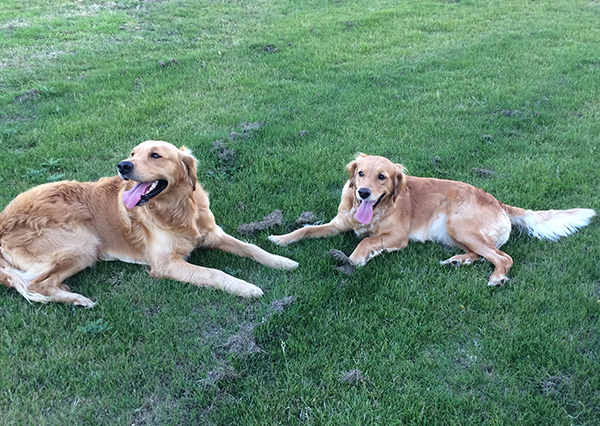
179, 147, 197, 191
346, 153, 366, 188
346, 160, 358, 188
393, 163, 406, 202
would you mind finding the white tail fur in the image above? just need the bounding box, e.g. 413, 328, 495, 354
2, 267, 51, 304
507, 208, 596, 241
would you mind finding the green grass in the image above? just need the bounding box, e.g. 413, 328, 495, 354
1, 0, 599, 424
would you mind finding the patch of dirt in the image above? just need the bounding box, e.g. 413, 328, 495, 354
497, 109, 523, 117
209, 122, 265, 173
329, 249, 355, 276
14, 89, 40, 103
292, 211, 317, 229
228, 131, 243, 142
341, 369, 366, 385
335, 265, 355, 275
202, 326, 222, 339
237, 210, 282, 236
199, 365, 239, 388
132, 395, 162, 425
211, 139, 237, 163
263, 44, 279, 53
329, 249, 351, 264
269, 296, 296, 315
541, 375, 572, 401
159, 58, 180, 68
482, 364, 494, 374
240, 121, 263, 133
222, 323, 260, 354
432, 155, 450, 175
481, 134, 495, 143
472, 167, 495, 178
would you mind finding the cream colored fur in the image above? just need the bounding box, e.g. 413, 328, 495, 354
0, 141, 298, 306
270, 154, 595, 286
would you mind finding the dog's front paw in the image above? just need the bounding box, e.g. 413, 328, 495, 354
268, 234, 289, 246
349, 254, 367, 267
74, 295, 96, 308
236, 283, 264, 298
272, 255, 299, 270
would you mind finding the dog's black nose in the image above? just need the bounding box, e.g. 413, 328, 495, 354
117, 161, 133, 175
358, 188, 371, 199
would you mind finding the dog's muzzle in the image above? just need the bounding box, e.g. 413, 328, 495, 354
117, 161, 133, 179
358, 188, 371, 200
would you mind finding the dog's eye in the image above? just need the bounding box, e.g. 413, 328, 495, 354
358, 171, 364, 177
150, 152, 162, 159
378, 173, 386, 180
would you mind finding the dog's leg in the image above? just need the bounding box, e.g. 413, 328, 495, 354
151, 258, 263, 298
27, 259, 96, 307
349, 233, 408, 266
447, 217, 513, 286
211, 232, 298, 270
440, 252, 482, 266
268, 218, 349, 246
449, 236, 513, 286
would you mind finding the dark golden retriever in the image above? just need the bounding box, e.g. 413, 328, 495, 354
0, 141, 298, 307
270, 154, 595, 286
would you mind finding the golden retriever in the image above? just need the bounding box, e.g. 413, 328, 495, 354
0, 140, 298, 307
269, 154, 595, 286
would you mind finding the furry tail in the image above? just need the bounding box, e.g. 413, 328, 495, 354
503, 205, 596, 241
0, 253, 51, 304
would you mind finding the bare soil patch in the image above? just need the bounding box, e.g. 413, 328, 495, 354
329, 249, 355, 276
237, 210, 282, 236
292, 211, 317, 229
341, 369, 366, 385
472, 167, 495, 178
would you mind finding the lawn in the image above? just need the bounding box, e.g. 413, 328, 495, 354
1, 0, 599, 424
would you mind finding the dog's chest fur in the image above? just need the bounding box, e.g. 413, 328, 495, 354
344, 206, 386, 238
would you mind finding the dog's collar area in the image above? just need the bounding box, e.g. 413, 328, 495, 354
137, 179, 168, 206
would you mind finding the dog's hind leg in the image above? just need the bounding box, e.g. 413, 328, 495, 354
440, 252, 482, 266
446, 231, 513, 286
27, 266, 95, 307
446, 208, 513, 286
24, 250, 98, 307
211, 232, 299, 270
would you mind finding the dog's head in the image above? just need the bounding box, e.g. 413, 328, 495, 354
117, 140, 197, 209
346, 153, 406, 224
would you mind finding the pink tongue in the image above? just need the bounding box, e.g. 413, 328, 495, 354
355, 200, 375, 224
122, 182, 152, 209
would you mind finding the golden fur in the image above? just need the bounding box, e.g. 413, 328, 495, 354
0, 141, 298, 307
270, 154, 595, 286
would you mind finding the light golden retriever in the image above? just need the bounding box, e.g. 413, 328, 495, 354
0, 140, 298, 307
270, 154, 595, 286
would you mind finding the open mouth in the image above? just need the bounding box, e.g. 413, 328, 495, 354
372, 193, 385, 209
122, 179, 168, 209
355, 193, 386, 224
